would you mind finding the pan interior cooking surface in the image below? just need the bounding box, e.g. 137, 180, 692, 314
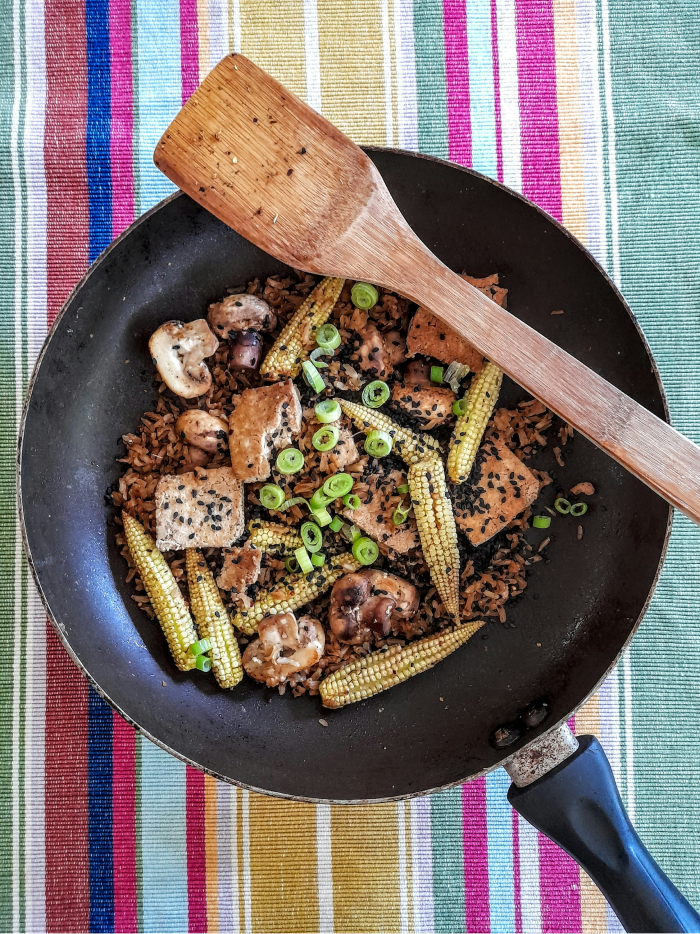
19, 150, 669, 802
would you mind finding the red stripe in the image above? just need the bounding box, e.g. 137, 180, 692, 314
186, 767, 207, 932
179, 0, 200, 104
462, 778, 490, 933
45, 626, 90, 933
443, 0, 472, 168
45, 0, 89, 326
113, 714, 138, 933
490, 0, 504, 183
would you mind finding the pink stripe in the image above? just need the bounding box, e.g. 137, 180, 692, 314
514, 0, 562, 220
463, 778, 490, 933
490, 0, 504, 183
180, 0, 200, 104
538, 835, 582, 933
512, 810, 522, 933
109, 0, 134, 236
186, 767, 207, 933
443, 0, 472, 167
112, 714, 138, 933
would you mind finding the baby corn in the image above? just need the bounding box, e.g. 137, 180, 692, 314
320, 621, 484, 708
247, 519, 302, 555
232, 552, 360, 634
408, 459, 460, 620
447, 362, 503, 483
186, 549, 243, 688
260, 276, 345, 380
338, 399, 443, 465
122, 513, 197, 671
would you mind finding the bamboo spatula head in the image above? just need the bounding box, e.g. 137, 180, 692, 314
155, 54, 393, 276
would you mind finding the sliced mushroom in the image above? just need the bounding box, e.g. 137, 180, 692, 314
149, 319, 219, 398
175, 410, 229, 453
208, 293, 277, 336
329, 569, 419, 644
242, 612, 325, 687
229, 330, 263, 371
355, 323, 393, 379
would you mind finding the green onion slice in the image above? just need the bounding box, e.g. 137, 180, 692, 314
311, 507, 333, 527
309, 487, 334, 511
278, 496, 307, 511
276, 448, 304, 475
570, 502, 588, 517
195, 655, 212, 672
285, 556, 300, 574
329, 516, 344, 533
294, 545, 314, 575
444, 361, 471, 393
311, 552, 326, 567
300, 521, 323, 553
353, 536, 379, 565
430, 365, 444, 384
343, 493, 361, 510
532, 515, 552, 529
453, 399, 468, 417
554, 498, 571, 514
259, 484, 286, 510
365, 430, 392, 458
351, 282, 379, 310
302, 359, 325, 393
362, 379, 390, 408
316, 323, 341, 350
392, 504, 410, 526
322, 473, 354, 499
310, 346, 333, 369
396, 483, 409, 494
188, 638, 212, 657
315, 399, 341, 423
312, 425, 339, 451
342, 523, 362, 544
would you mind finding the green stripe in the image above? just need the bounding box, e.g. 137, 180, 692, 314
607, 0, 700, 910
413, 0, 448, 160
431, 787, 465, 933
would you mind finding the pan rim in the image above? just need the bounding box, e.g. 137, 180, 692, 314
17, 147, 673, 804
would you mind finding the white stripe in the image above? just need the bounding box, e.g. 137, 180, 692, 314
393, 0, 418, 151
397, 802, 409, 934
495, 0, 522, 192
315, 804, 334, 933
231, 0, 242, 53
518, 815, 542, 934
622, 647, 635, 822
23, 589, 46, 934
241, 789, 252, 934
303, 0, 322, 112
208, 0, 229, 67
599, 667, 622, 787
600, 0, 620, 285
217, 783, 239, 934
380, 0, 394, 146
409, 797, 434, 933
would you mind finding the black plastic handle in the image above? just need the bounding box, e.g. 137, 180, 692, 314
508, 735, 700, 933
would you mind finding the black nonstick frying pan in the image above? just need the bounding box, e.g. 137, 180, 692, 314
18, 149, 700, 932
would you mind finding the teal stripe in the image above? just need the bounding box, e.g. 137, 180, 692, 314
413, 0, 448, 159
133, 0, 180, 213
430, 786, 465, 933
140, 739, 188, 932
465, 0, 497, 178
485, 769, 514, 933
607, 0, 700, 910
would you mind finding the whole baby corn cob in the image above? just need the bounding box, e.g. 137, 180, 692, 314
338, 399, 443, 465
260, 276, 345, 380
186, 549, 243, 688
122, 513, 197, 671
447, 362, 503, 483
320, 621, 484, 708
232, 552, 360, 634
408, 459, 460, 620
247, 519, 303, 555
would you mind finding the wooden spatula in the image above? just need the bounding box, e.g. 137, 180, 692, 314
155, 54, 700, 525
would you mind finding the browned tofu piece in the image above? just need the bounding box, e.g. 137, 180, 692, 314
155, 466, 244, 551
391, 382, 455, 429
453, 439, 539, 545
228, 379, 302, 482
217, 540, 262, 594
342, 468, 420, 557
300, 408, 360, 469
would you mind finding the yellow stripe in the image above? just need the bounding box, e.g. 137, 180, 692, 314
316, 0, 387, 145
205, 775, 220, 932
248, 793, 319, 932
552, 0, 587, 243
575, 694, 608, 932
331, 803, 401, 932
197, 0, 211, 82
238, 0, 306, 98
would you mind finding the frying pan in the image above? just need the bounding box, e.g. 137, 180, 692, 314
19, 149, 700, 932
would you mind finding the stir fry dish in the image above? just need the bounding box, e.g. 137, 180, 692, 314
113, 273, 592, 708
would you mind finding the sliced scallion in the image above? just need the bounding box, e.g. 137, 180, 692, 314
352, 536, 379, 565
362, 379, 390, 408
311, 552, 326, 567
278, 496, 307, 511
554, 498, 571, 514
322, 473, 354, 499
444, 361, 471, 393
430, 365, 444, 384
351, 282, 379, 310
315, 399, 341, 423
195, 655, 212, 672
285, 556, 300, 574
316, 323, 341, 350
309, 487, 334, 511
329, 516, 344, 533
365, 429, 392, 458
392, 503, 410, 526
302, 359, 325, 393
276, 448, 304, 475
295, 545, 314, 575
396, 484, 409, 494
453, 399, 468, 417
532, 516, 551, 529
311, 507, 332, 527
343, 493, 361, 510
312, 425, 339, 451
342, 523, 362, 544
259, 484, 285, 510
570, 502, 588, 516
300, 521, 323, 553
188, 638, 212, 657
310, 345, 333, 368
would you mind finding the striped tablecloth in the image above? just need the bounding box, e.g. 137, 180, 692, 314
2, 1, 699, 931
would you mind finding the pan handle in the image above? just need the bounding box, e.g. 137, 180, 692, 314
506, 731, 700, 933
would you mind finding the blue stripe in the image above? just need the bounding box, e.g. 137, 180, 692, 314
88, 687, 115, 933
466, 0, 498, 178
486, 769, 515, 933
86, 0, 113, 261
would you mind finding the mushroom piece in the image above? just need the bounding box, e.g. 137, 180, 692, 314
384, 329, 407, 369
329, 569, 419, 644
229, 330, 263, 371
208, 293, 277, 336
175, 409, 229, 453
149, 319, 219, 398
242, 612, 325, 688
355, 323, 394, 379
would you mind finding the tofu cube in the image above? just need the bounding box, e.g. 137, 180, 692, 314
155, 466, 244, 551
228, 379, 303, 482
